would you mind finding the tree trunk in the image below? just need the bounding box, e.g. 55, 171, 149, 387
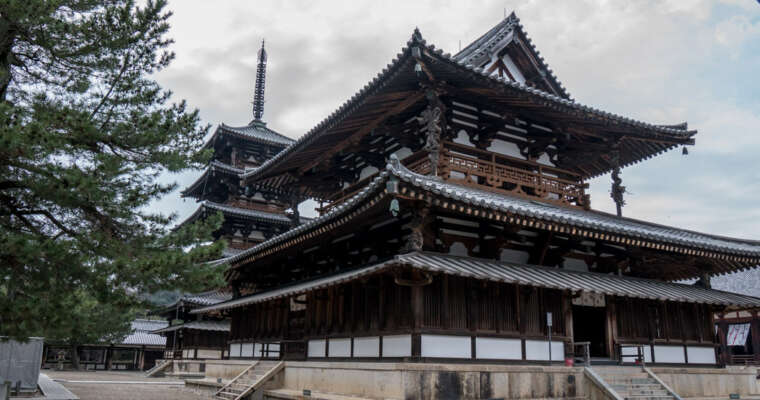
70, 344, 80, 370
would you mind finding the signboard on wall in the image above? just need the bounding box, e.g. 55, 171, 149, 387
727, 323, 750, 346
572, 292, 605, 307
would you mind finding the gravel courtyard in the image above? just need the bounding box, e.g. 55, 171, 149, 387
44, 370, 210, 400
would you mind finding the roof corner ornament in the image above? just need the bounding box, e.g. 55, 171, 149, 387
610, 149, 626, 217
252, 39, 267, 122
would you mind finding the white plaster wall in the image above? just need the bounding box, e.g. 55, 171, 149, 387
448, 242, 469, 257
562, 257, 589, 272
353, 337, 380, 358
196, 349, 222, 359
621, 345, 652, 363
475, 337, 522, 360
307, 339, 326, 358
381, 335, 411, 357
329, 338, 351, 358
499, 248, 530, 263
453, 130, 472, 146
487, 139, 523, 159
536, 153, 554, 166
654, 345, 686, 364
524, 340, 564, 361
687, 346, 716, 364
359, 166, 379, 180
248, 230, 265, 240
392, 147, 412, 161
229, 343, 241, 358
240, 343, 254, 358
254, 343, 262, 357
421, 335, 471, 358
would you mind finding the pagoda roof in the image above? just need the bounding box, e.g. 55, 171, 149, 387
194, 251, 760, 315
181, 161, 245, 198
179, 201, 292, 228
241, 25, 695, 189
227, 158, 760, 280
205, 120, 295, 149
453, 12, 570, 99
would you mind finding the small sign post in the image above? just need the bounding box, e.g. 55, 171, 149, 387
547, 312, 553, 364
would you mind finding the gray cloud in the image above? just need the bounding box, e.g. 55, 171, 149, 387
153, 0, 760, 242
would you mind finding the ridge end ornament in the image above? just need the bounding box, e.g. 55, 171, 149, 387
610, 149, 626, 217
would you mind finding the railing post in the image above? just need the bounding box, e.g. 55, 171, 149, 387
584, 343, 590, 366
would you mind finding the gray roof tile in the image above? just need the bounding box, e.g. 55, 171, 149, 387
151, 320, 230, 334
195, 252, 760, 314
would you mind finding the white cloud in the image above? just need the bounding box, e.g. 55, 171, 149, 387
154, 0, 760, 241
715, 15, 760, 47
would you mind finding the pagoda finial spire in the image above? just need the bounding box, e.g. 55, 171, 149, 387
252, 39, 267, 122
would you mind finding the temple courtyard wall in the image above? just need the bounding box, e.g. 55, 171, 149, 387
163, 359, 760, 399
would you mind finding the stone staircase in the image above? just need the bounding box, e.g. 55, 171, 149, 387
589, 366, 681, 400
145, 359, 172, 377
212, 360, 284, 400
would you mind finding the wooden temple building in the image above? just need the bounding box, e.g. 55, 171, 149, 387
152, 290, 232, 360
190, 14, 760, 368
43, 319, 167, 371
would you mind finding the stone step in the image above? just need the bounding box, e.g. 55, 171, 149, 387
603, 377, 657, 384
618, 391, 670, 396
599, 372, 651, 378
622, 397, 673, 400
611, 384, 665, 389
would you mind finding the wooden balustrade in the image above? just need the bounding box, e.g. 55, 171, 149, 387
439, 142, 589, 208
317, 143, 589, 214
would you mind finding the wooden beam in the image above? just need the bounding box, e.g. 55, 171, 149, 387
298, 91, 426, 174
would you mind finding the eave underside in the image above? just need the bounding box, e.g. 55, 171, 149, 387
226, 165, 760, 283
242, 35, 695, 197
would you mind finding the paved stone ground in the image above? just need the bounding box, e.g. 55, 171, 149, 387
43, 370, 210, 400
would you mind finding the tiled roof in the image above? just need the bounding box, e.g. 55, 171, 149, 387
181, 290, 232, 306
226, 158, 760, 271
179, 201, 292, 228
241, 29, 694, 183
387, 161, 760, 257
712, 268, 760, 298
195, 252, 760, 314
119, 319, 167, 346
181, 161, 246, 198
217, 121, 295, 147
453, 12, 570, 99
222, 247, 245, 257
151, 320, 230, 334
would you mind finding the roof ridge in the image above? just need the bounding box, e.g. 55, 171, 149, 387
242, 33, 696, 183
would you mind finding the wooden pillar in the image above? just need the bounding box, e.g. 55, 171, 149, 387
105, 346, 112, 370
751, 311, 760, 362
563, 291, 574, 354
411, 270, 424, 359
717, 313, 728, 366
139, 346, 145, 370
606, 296, 618, 359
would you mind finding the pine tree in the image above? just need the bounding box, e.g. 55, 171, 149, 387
0, 0, 226, 358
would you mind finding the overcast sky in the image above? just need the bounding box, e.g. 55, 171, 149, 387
150, 0, 760, 241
